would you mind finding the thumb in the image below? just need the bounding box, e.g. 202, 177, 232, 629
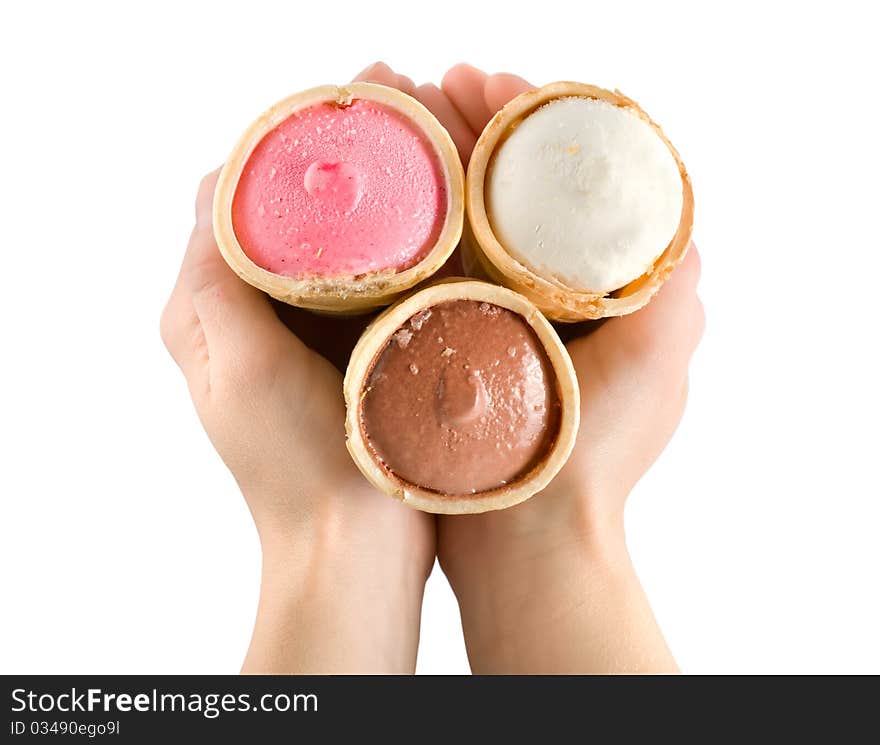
160, 170, 307, 386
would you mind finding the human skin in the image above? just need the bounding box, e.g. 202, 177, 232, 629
359, 62, 703, 673
161, 61, 703, 674
160, 175, 434, 674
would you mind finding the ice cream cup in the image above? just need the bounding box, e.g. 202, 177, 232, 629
344, 279, 580, 514
466, 82, 694, 322
214, 83, 464, 314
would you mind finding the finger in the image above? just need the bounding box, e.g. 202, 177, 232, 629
353, 61, 396, 84
161, 171, 294, 376
413, 83, 477, 165
441, 63, 492, 134
394, 73, 417, 97
353, 61, 416, 97
484, 72, 535, 114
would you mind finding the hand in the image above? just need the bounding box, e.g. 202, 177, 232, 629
411, 64, 705, 673
160, 166, 435, 673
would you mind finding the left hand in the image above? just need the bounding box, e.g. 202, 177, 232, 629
160, 113, 436, 672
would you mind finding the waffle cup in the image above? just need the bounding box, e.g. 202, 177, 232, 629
466, 82, 694, 322
343, 278, 580, 514
213, 83, 464, 314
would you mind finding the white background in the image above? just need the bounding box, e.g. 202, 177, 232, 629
2, 1, 878, 674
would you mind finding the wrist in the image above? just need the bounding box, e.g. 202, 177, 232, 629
458, 536, 654, 674
439, 487, 642, 673
242, 474, 356, 560
242, 483, 433, 674
246, 545, 427, 675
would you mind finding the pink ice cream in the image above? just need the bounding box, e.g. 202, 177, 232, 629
231, 99, 447, 278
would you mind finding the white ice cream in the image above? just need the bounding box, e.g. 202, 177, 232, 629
487, 96, 683, 293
